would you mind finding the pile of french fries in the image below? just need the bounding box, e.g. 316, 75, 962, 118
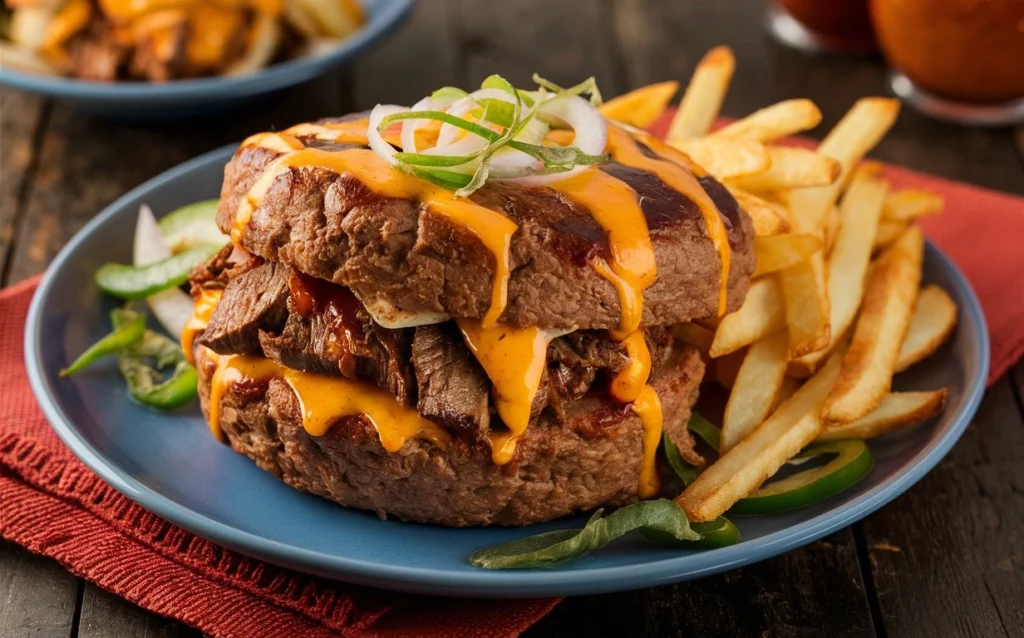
601, 46, 957, 523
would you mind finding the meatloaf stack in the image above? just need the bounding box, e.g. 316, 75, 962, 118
188, 117, 756, 526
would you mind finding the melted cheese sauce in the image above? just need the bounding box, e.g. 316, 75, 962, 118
237, 138, 516, 327
203, 351, 449, 451
457, 319, 558, 464
181, 288, 222, 364
549, 170, 655, 337
611, 127, 732, 316
283, 121, 372, 145
609, 331, 652, 404
630, 384, 663, 499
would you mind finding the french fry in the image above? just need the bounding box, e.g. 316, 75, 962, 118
679, 352, 843, 522
896, 284, 958, 372
721, 331, 789, 453
818, 389, 947, 441
883, 189, 944, 224
668, 46, 735, 140
728, 147, 841, 191
669, 138, 770, 179
824, 226, 924, 425
709, 276, 786, 357
728, 188, 791, 236
753, 233, 823, 277
777, 101, 896, 362
823, 204, 840, 254
781, 253, 831, 358
772, 376, 801, 412
710, 99, 822, 142
713, 349, 746, 389
792, 173, 888, 375
600, 81, 680, 128
873, 219, 909, 251
787, 98, 901, 232
673, 322, 715, 358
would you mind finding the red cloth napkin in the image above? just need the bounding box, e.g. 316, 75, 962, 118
0, 275, 559, 636
1, 145, 1021, 638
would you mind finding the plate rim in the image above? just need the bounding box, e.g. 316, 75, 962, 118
0, 0, 413, 104
24, 144, 990, 598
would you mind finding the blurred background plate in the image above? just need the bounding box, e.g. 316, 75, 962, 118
0, 0, 412, 120
24, 145, 989, 598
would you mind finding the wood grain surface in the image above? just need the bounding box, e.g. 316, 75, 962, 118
1, 1, 1022, 636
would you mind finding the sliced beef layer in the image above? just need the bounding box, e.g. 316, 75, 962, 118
190, 257, 686, 435
412, 324, 491, 432
217, 118, 756, 330
259, 271, 415, 405
196, 340, 704, 526
194, 260, 290, 355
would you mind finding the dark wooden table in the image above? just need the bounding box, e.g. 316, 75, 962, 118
2, 1, 1023, 636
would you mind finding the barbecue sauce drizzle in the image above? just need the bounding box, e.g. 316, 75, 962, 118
227, 117, 734, 496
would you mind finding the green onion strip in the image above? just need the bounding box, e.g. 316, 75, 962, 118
375, 74, 610, 196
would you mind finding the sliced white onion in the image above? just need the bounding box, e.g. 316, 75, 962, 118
399, 96, 435, 153
367, 104, 409, 166
500, 94, 608, 186
134, 204, 195, 338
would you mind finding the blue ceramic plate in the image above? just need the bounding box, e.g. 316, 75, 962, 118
0, 0, 412, 119
25, 145, 989, 598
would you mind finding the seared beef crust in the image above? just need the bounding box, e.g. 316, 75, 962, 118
217, 119, 756, 330
196, 344, 704, 526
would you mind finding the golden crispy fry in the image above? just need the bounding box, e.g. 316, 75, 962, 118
818, 389, 946, 441
781, 252, 831, 358
721, 331, 789, 453
668, 46, 735, 140
709, 276, 786, 357
896, 284, 958, 372
710, 99, 822, 142
713, 349, 746, 389
669, 138, 770, 179
753, 233, 823, 277
824, 226, 924, 425
883, 189, 944, 224
600, 81, 680, 128
873, 219, 909, 251
823, 204, 840, 255
679, 352, 843, 522
728, 147, 841, 191
787, 98, 900, 233
792, 173, 888, 376
728, 188, 791, 236
673, 322, 715, 358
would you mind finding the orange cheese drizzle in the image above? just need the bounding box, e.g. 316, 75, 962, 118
549, 169, 655, 337
611, 127, 732, 317
180, 288, 222, 364
456, 319, 558, 464
235, 129, 517, 327
203, 351, 449, 451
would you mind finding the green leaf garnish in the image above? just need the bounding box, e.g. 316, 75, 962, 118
378, 74, 609, 196
469, 499, 700, 569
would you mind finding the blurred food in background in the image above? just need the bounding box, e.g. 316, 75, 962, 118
767, 0, 876, 54
870, 0, 1024, 105
0, 0, 364, 81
